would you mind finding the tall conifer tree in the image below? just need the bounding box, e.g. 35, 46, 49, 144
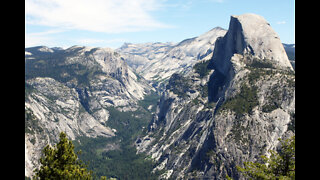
33, 132, 93, 180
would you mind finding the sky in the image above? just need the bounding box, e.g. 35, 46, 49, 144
25, 0, 295, 49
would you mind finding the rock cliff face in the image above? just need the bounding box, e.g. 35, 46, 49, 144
210, 13, 293, 76
25, 46, 152, 176
136, 14, 295, 179
116, 42, 175, 73
117, 27, 227, 83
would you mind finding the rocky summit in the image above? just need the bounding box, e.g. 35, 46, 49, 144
210, 13, 293, 77
25, 13, 294, 179
136, 13, 294, 179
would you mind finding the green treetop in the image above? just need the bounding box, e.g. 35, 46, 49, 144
33, 132, 93, 180
236, 135, 295, 180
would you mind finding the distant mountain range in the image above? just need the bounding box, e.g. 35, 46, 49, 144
283, 43, 295, 69
117, 27, 227, 84
282, 43, 295, 60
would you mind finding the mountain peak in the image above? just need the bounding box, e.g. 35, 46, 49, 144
231, 13, 293, 69
211, 13, 293, 74
231, 13, 266, 22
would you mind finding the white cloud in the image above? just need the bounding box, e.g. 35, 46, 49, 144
25, 29, 64, 47
25, 0, 171, 33
277, 21, 286, 25
76, 38, 127, 45
208, 0, 225, 3
25, 33, 50, 47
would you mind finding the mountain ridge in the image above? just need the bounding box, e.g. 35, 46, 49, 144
135, 13, 294, 179
25, 45, 153, 176
117, 27, 227, 84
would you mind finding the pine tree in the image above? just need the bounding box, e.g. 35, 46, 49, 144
236, 136, 295, 180
33, 132, 93, 180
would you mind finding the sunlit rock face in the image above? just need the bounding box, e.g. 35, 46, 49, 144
136, 13, 295, 179
25, 46, 153, 177
210, 13, 293, 76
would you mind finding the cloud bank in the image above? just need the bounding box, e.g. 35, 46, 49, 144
26, 0, 171, 33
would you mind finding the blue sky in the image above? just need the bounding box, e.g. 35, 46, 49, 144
25, 0, 294, 49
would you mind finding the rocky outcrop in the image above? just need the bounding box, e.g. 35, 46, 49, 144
210, 13, 293, 76
118, 27, 227, 83
25, 46, 152, 177
25, 77, 115, 177
136, 13, 295, 179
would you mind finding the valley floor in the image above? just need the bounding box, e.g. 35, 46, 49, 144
73, 92, 163, 179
